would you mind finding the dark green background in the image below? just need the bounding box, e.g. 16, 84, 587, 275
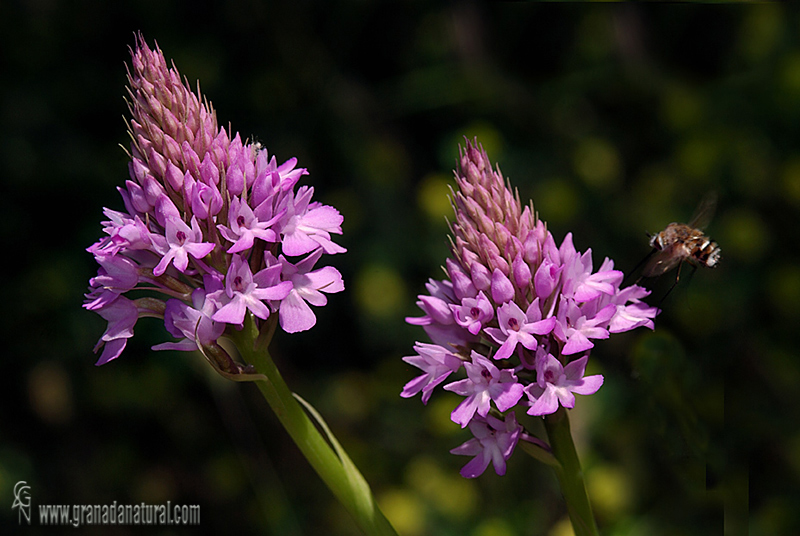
2, 2, 798, 535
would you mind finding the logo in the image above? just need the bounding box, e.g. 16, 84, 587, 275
12, 481, 31, 525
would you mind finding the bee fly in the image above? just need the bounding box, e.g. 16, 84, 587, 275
631, 193, 722, 298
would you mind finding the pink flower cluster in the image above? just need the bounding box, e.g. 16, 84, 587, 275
84, 36, 345, 367
402, 140, 657, 478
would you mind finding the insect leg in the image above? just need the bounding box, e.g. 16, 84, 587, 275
626, 249, 656, 286
657, 261, 684, 307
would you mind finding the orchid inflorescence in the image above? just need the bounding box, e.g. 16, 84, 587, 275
402, 140, 658, 478
84, 36, 345, 373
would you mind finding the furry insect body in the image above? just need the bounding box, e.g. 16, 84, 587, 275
643, 223, 721, 278
628, 193, 722, 305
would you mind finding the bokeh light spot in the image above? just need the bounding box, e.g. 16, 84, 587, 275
586, 464, 634, 521
780, 51, 800, 98
380, 489, 426, 536
426, 392, 463, 437
28, 361, 73, 425
767, 264, 800, 322
354, 264, 406, 318
407, 457, 478, 519
573, 138, 621, 189
738, 5, 783, 62
473, 517, 516, 536
534, 179, 580, 226
417, 172, 454, 225
676, 135, 719, 181
661, 84, 704, 131
717, 207, 769, 262
780, 156, 800, 206
549, 517, 575, 536
442, 122, 504, 169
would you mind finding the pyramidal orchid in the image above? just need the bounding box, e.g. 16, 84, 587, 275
83, 35, 345, 371
402, 139, 658, 534
83, 36, 398, 536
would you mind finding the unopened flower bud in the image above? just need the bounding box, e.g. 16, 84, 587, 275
491, 268, 515, 304
512, 253, 532, 290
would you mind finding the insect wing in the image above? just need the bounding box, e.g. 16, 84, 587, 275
687, 192, 717, 230
641, 245, 683, 277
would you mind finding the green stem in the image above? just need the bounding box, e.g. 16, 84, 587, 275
543, 407, 600, 536
229, 318, 397, 536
